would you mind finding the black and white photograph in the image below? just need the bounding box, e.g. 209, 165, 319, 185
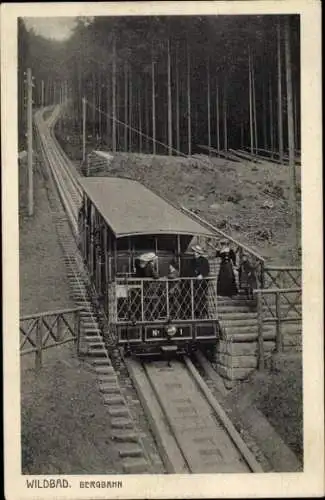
2, 2, 323, 499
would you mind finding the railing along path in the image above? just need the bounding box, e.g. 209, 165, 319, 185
20, 306, 83, 369
254, 287, 302, 369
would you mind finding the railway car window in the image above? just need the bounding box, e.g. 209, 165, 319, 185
156, 235, 177, 252
116, 238, 129, 251
116, 253, 131, 275
131, 235, 155, 252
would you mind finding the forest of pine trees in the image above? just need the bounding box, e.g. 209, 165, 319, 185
18, 15, 300, 157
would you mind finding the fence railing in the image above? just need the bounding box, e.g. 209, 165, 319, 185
254, 288, 302, 370
20, 306, 83, 369
264, 267, 302, 289
109, 277, 218, 324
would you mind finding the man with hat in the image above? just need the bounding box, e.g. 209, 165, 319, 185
189, 244, 210, 319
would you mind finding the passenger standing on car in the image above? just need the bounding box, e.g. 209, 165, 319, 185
189, 245, 210, 319
215, 239, 238, 297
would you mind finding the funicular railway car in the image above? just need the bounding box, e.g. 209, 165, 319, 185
78, 177, 221, 359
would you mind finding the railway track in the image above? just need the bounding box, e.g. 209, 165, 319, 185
34, 104, 265, 473
34, 105, 160, 474
126, 356, 263, 473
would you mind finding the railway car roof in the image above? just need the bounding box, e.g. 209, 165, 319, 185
79, 177, 215, 238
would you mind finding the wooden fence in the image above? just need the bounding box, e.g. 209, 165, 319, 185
20, 306, 83, 370
264, 267, 301, 289
254, 287, 302, 370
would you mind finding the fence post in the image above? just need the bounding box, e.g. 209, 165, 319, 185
35, 317, 43, 371
260, 261, 265, 289
166, 280, 170, 319
256, 292, 265, 370
275, 291, 283, 352
75, 309, 81, 356
141, 280, 144, 322
57, 314, 63, 341
190, 279, 194, 320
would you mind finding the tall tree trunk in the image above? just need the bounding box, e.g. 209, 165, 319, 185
187, 40, 192, 156
128, 66, 132, 151
252, 54, 258, 154
294, 87, 298, 151
207, 57, 211, 155
262, 77, 267, 149
277, 21, 284, 163
194, 106, 198, 140
167, 39, 172, 155
98, 74, 102, 139
241, 122, 244, 149
92, 73, 96, 137
116, 76, 120, 150
78, 56, 82, 127
223, 79, 228, 151
138, 77, 142, 153
106, 75, 111, 147
269, 73, 274, 157
145, 76, 149, 153
216, 79, 220, 153
285, 17, 299, 261
112, 35, 116, 152
175, 43, 180, 154
151, 44, 156, 155
124, 61, 128, 152
248, 47, 254, 155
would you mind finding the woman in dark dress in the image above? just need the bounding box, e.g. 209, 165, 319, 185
216, 240, 238, 297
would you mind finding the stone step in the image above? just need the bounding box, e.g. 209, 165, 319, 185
107, 406, 129, 417
219, 314, 258, 322
111, 431, 139, 443
118, 444, 143, 458
87, 341, 105, 349
122, 457, 148, 473
88, 348, 107, 358
229, 331, 276, 342
111, 418, 133, 429
93, 364, 115, 374
97, 373, 117, 383
223, 325, 272, 334
85, 335, 103, 342
218, 306, 253, 313
103, 394, 125, 405
92, 358, 111, 366
99, 382, 120, 394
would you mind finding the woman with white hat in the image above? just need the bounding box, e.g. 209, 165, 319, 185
135, 252, 159, 279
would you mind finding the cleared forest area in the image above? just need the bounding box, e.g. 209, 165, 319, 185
57, 130, 301, 265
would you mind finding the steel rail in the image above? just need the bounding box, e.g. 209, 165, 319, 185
126, 356, 263, 473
